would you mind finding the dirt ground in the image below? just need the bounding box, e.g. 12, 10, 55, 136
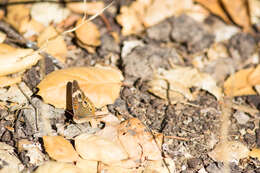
0, 0, 260, 173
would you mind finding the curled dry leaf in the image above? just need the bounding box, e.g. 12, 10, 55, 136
149, 67, 222, 102
37, 66, 124, 108
221, 0, 251, 32
75, 133, 129, 165
75, 117, 165, 169
223, 66, 260, 96
208, 141, 249, 162
0, 44, 42, 76
118, 118, 163, 162
37, 26, 67, 63
43, 136, 79, 162
75, 19, 101, 47
194, 0, 231, 24
34, 161, 82, 173
67, 1, 104, 15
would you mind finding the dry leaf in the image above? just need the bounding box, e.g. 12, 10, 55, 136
34, 161, 82, 173
6, 3, 30, 31
149, 67, 222, 101
37, 26, 67, 63
0, 44, 42, 76
117, 0, 196, 35
0, 76, 21, 87
208, 141, 249, 162
118, 118, 163, 162
37, 66, 123, 108
75, 19, 101, 47
194, 0, 231, 24
31, 2, 70, 26
67, 1, 104, 15
221, 0, 251, 32
76, 159, 98, 173
248, 65, 260, 85
116, 5, 144, 36
75, 133, 129, 165
20, 19, 45, 39
248, 0, 260, 25
0, 142, 24, 172
17, 139, 44, 165
43, 136, 79, 162
249, 148, 260, 160
224, 67, 256, 96
143, 158, 176, 173
143, 0, 193, 27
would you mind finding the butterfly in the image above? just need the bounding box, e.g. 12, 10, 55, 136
70, 80, 106, 124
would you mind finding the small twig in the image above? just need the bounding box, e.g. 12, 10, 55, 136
100, 14, 112, 32
16, 83, 39, 131
164, 135, 189, 141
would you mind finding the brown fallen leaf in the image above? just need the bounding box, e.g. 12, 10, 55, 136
117, 118, 163, 162
194, 0, 231, 24
116, 0, 201, 35
34, 161, 82, 173
208, 141, 249, 162
248, 0, 260, 25
224, 67, 256, 96
116, 4, 144, 36
221, 0, 251, 32
20, 19, 45, 40
75, 19, 101, 47
248, 65, 260, 85
0, 44, 42, 76
37, 26, 67, 63
43, 136, 79, 162
67, 1, 104, 15
6, 2, 30, 32
75, 133, 129, 165
37, 66, 124, 109
149, 67, 222, 101
0, 76, 21, 87
249, 148, 260, 160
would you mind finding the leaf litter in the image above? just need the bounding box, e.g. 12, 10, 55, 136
0, 0, 260, 172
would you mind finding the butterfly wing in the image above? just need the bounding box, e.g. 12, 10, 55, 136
72, 80, 95, 122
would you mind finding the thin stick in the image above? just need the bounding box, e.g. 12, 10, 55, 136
164, 135, 189, 141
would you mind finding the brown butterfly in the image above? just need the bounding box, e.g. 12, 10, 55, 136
71, 80, 106, 124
